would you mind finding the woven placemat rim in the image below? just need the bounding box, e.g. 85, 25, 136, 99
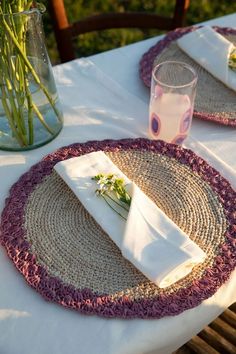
139, 25, 236, 127
0, 138, 235, 319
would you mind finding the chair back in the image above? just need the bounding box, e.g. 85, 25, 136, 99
49, 0, 190, 63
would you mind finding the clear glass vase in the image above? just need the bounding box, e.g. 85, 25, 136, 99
0, 5, 63, 151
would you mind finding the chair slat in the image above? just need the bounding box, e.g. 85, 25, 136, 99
71, 13, 174, 36
229, 303, 236, 312
175, 304, 236, 354
210, 317, 236, 345
220, 308, 236, 328
186, 335, 220, 354
198, 325, 236, 354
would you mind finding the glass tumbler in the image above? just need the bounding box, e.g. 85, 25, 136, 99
149, 61, 197, 145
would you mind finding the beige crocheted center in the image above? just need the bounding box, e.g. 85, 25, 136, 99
24, 149, 227, 300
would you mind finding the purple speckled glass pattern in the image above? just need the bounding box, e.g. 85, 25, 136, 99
172, 135, 187, 145
140, 26, 236, 127
150, 113, 161, 136
180, 107, 192, 134
0, 138, 235, 319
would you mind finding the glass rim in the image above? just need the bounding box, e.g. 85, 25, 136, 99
152, 60, 198, 89
1, 3, 46, 16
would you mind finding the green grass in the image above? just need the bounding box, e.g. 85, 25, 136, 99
42, 0, 236, 64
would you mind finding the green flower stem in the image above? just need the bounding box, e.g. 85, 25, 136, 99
31, 101, 54, 135
1, 14, 60, 121
15, 58, 27, 106
5, 79, 26, 135
229, 48, 236, 71
0, 4, 28, 146
24, 76, 34, 145
105, 192, 130, 212
3, 77, 28, 145
1, 52, 30, 145
25, 2, 34, 12
1, 87, 25, 146
102, 195, 127, 221
92, 173, 132, 220
0, 2, 60, 147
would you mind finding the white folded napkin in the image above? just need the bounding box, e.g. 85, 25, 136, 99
54, 151, 206, 288
177, 26, 236, 92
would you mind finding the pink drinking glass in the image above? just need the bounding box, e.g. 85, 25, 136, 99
149, 61, 198, 145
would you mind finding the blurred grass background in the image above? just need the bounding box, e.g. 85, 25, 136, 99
42, 0, 236, 64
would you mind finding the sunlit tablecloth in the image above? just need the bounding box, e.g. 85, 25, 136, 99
0, 13, 235, 354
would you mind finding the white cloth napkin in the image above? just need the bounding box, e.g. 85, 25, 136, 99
177, 26, 236, 92
54, 151, 206, 288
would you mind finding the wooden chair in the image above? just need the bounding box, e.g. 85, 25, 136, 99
48, 0, 190, 63
174, 303, 236, 354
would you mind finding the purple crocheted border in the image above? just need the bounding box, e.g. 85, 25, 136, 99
0, 138, 235, 319
139, 26, 236, 127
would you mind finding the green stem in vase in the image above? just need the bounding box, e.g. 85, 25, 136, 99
0, 52, 28, 145
24, 75, 34, 145
0, 1, 61, 147
31, 101, 55, 135
0, 14, 60, 118
0, 59, 28, 145
1, 86, 25, 145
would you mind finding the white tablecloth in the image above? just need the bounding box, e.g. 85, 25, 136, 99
0, 13, 235, 354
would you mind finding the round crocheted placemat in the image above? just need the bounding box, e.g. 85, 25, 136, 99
140, 26, 236, 127
0, 138, 235, 319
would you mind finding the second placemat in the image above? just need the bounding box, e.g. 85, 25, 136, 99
140, 26, 236, 127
